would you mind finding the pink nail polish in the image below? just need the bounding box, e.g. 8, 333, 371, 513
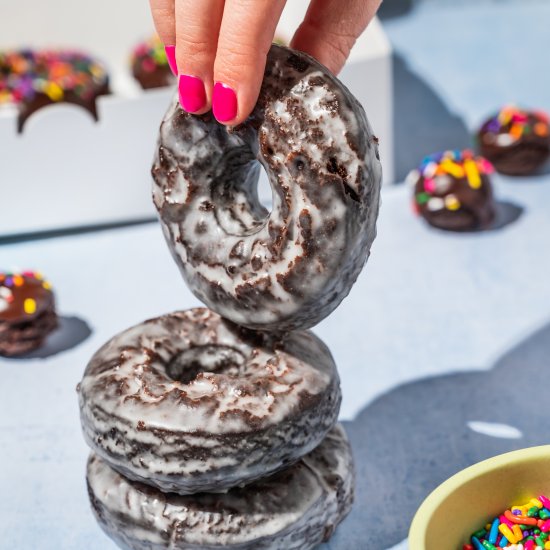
213, 82, 237, 123
178, 75, 207, 113
165, 45, 177, 76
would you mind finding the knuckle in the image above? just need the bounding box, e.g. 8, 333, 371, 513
178, 35, 213, 59
215, 43, 262, 80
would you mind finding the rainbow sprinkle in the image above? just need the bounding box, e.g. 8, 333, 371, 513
480, 105, 550, 147
130, 35, 170, 75
0, 271, 53, 317
463, 495, 550, 549
408, 150, 494, 213
0, 49, 108, 105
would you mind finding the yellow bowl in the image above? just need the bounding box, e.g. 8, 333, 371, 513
409, 446, 550, 549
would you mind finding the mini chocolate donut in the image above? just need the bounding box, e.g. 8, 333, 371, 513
86, 424, 354, 550
130, 36, 175, 90
0, 271, 58, 356
0, 49, 109, 132
78, 308, 341, 494
152, 44, 382, 332
478, 105, 550, 176
408, 150, 496, 232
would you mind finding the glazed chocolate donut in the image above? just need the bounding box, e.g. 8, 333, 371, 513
78, 308, 341, 494
86, 424, 354, 550
152, 44, 382, 332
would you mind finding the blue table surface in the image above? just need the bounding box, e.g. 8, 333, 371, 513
1, 2, 550, 549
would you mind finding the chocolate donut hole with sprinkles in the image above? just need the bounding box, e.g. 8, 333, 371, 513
130, 35, 175, 90
478, 105, 550, 176
0, 271, 58, 356
408, 149, 496, 232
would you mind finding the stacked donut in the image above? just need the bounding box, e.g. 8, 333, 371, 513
78, 45, 382, 550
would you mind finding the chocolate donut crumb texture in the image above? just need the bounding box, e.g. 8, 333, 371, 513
152, 44, 382, 332
87, 425, 354, 550
0, 271, 57, 356
478, 105, 550, 176
130, 36, 175, 90
409, 150, 496, 232
0, 49, 109, 132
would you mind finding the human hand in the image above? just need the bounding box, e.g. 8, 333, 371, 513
149, 0, 381, 125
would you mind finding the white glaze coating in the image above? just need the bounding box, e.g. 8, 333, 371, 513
87, 424, 354, 550
152, 45, 382, 332
78, 308, 341, 494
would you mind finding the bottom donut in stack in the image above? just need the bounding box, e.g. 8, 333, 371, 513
87, 425, 354, 550
78, 308, 354, 549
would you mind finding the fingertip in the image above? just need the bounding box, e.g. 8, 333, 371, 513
213, 45, 271, 125
178, 74, 208, 114
212, 0, 286, 125
212, 82, 239, 124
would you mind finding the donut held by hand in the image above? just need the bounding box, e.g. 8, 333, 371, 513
152, 44, 382, 332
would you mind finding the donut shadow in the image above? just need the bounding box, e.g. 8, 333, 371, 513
489, 200, 524, 230
378, 0, 415, 20
9, 315, 92, 360
321, 320, 550, 549
393, 54, 472, 182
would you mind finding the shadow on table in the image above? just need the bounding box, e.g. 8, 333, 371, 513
392, 54, 472, 182
329, 320, 550, 550
10, 315, 92, 360
421, 200, 524, 235
378, 0, 415, 20
490, 200, 524, 230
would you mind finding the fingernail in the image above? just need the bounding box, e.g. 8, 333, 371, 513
178, 75, 207, 113
164, 45, 177, 76
213, 82, 237, 123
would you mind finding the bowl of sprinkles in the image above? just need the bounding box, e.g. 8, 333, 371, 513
0, 49, 109, 132
477, 106, 550, 176
407, 150, 496, 232
409, 446, 550, 550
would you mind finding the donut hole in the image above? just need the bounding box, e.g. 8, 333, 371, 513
212, 147, 272, 237
166, 345, 246, 384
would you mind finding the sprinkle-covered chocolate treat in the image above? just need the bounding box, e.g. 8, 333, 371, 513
408, 150, 496, 232
130, 36, 175, 90
0, 49, 109, 131
0, 271, 58, 356
478, 106, 550, 175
